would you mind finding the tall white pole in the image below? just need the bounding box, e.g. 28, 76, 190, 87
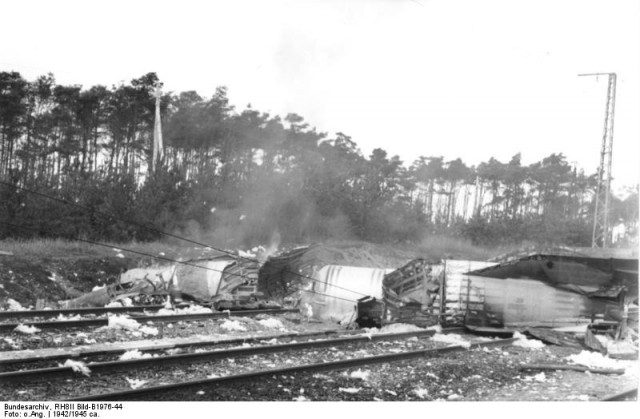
153, 84, 164, 172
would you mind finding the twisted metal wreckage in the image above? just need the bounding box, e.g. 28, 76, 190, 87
65, 244, 638, 357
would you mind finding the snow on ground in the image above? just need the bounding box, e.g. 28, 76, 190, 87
156, 305, 212, 315
138, 325, 158, 336
257, 318, 284, 329
513, 332, 545, 349
349, 369, 370, 381
119, 349, 153, 360
57, 314, 82, 321
413, 387, 429, 399
364, 323, 424, 337
14, 324, 40, 334
125, 378, 147, 389
566, 350, 630, 370
106, 315, 140, 331
220, 319, 247, 332
61, 359, 91, 376
431, 333, 472, 348
6, 299, 24, 311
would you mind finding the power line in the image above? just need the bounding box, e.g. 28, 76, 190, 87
0, 221, 357, 304
0, 180, 368, 297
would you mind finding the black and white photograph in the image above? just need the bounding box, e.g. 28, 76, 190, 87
0, 0, 638, 410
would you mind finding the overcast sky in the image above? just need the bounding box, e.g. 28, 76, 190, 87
1, 0, 638, 188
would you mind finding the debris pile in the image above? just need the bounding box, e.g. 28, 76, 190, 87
381, 258, 440, 327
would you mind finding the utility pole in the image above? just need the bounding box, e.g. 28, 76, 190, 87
152, 83, 164, 172
578, 72, 616, 248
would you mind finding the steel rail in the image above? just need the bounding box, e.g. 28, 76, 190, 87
66, 337, 516, 401
0, 305, 165, 320
0, 328, 456, 382
0, 308, 298, 331
601, 387, 638, 401
0, 327, 373, 367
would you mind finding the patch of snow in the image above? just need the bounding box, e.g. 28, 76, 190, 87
376, 323, 424, 334
431, 333, 471, 348
414, 388, 429, 399
7, 299, 23, 311
139, 326, 158, 336
220, 320, 247, 332
513, 332, 545, 349
196, 391, 205, 395
257, 318, 284, 329
83, 338, 97, 344
349, 369, 370, 381
116, 253, 125, 259
385, 390, 397, 396
293, 395, 308, 401
262, 338, 279, 345
157, 305, 211, 315
107, 315, 140, 331
125, 378, 147, 389
57, 314, 82, 321
105, 301, 124, 308
91, 285, 105, 292
62, 360, 91, 376
119, 349, 153, 360
14, 324, 40, 334
566, 351, 627, 370
448, 394, 463, 400
48, 273, 57, 282
339, 387, 361, 394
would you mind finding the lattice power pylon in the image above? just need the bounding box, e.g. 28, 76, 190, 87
579, 72, 617, 248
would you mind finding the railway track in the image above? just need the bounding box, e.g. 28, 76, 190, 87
0, 328, 454, 381
67, 337, 517, 401
0, 327, 377, 368
0, 308, 298, 331
0, 305, 165, 320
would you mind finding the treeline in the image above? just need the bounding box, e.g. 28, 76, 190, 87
0, 71, 637, 247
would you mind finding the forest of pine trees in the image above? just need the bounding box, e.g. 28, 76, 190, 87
1, 71, 637, 247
